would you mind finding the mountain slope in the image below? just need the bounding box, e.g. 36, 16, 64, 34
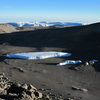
0, 24, 17, 33
7, 21, 82, 27
0, 23, 100, 60
0, 22, 100, 100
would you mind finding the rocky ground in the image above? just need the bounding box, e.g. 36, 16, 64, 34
0, 73, 51, 100
0, 23, 100, 100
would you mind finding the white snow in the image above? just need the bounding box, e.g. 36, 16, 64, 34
7, 21, 82, 27
57, 60, 82, 66
5, 51, 72, 60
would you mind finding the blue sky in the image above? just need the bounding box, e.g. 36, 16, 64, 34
0, 0, 100, 23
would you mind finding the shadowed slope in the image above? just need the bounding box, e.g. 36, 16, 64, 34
0, 22, 100, 71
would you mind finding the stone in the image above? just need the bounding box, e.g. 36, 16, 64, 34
42, 94, 50, 100
20, 93, 33, 100
12, 67, 25, 73
72, 86, 80, 90
0, 73, 5, 78
72, 86, 88, 92
15, 83, 21, 87
28, 92, 36, 99
80, 88, 88, 92
21, 84, 28, 90
28, 84, 37, 91
0, 87, 4, 93
38, 92, 43, 98
7, 83, 25, 94
67, 98, 74, 100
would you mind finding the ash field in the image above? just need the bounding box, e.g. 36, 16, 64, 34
0, 22, 100, 100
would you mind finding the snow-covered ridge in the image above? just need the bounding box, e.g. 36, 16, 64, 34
7, 21, 82, 27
